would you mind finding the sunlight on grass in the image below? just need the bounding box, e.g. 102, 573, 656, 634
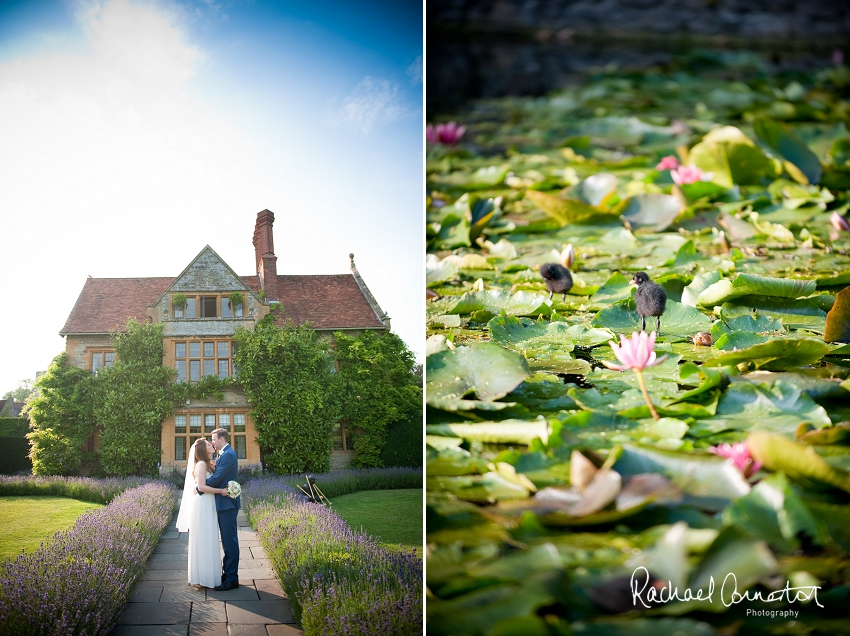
0, 496, 104, 562
331, 489, 423, 557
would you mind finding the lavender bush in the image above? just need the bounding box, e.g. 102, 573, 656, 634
0, 475, 155, 505
265, 466, 422, 499
0, 481, 177, 636
243, 478, 422, 636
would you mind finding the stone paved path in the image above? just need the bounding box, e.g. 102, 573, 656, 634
111, 508, 304, 636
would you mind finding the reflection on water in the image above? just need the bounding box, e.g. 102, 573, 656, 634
426, 33, 836, 116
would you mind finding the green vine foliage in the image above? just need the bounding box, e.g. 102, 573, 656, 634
96, 319, 177, 477
234, 317, 339, 474
25, 352, 97, 475
333, 331, 422, 468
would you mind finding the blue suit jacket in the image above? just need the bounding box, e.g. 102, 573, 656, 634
202, 444, 241, 512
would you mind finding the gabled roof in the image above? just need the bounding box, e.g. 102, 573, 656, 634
60, 277, 175, 335
243, 275, 387, 330
61, 273, 386, 335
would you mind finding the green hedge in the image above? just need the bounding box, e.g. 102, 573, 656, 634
379, 411, 423, 468
0, 417, 31, 475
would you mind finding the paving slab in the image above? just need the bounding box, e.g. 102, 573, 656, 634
111, 625, 189, 636
254, 579, 286, 602
228, 625, 269, 636
188, 624, 228, 636
266, 626, 305, 636
249, 546, 267, 559
225, 600, 294, 624
128, 586, 163, 603
117, 601, 191, 625
189, 600, 227, 623
141, 568, 189, 581
238, 567, 277, 581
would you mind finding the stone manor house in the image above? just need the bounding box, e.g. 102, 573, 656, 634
59, 210, 389, 471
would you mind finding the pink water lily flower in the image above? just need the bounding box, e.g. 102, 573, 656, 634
656, 155, 680, 171
602, 331, 668, 420
831, 211, 850, 232
426, 122, 466, 146
671, 164, 713, 185
708, 442, 762, 478
602, 331, 668, 372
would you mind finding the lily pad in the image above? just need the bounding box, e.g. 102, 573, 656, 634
824, 287, 850, 343
525, 189, 612, 226
446, 290, 554, 317
592, 299, 713, 342
681, 272, 722, 307
617, 193, 684, 232
568, 172, 619, 206
426, 420, 551, 446
696, 273, 817, 307
688, 381, 832, 438
702, 337, 831, 370
488, 316, 615, 350
748, 431, 850, 493
717, 298, 827, 331
589, 271, 634, 305
427, 253, 459, 286
426, 342, 531, 403
688, 125, 779, 187
754, 118, 823, 184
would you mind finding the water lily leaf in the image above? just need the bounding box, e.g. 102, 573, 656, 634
586, 355, 683, 398
679, 181, 727, 201
824, 287, 850, 343
590, 271, 634, 305
469, 196, 502, 242
447, 290, 554, 317
571, 618, 718, 636
710, 314, 784, 337
613, 444, 751, 508
592, 299, 713, 342
754, 118, 823, 185
816, 269, 850, 289
427, 446, 492, 476
488, 316, 615, 350
688, 125, 779, 187
717, 298, 827, 331
702, 337, 831, 370
432, 212, 470, 250
690, 381, 831, 437
427, 253, 459, 286
640, 417, 689, 440
766, 179, 834, 209
696, 273, 816, 307
426, 342, 531, 402
723, 472, 828, 553
617, 193, 684, 232
442, 253, 493, 270
711, 331, 769, 351
526, 189, 611, 226
427, 472, 532, 504
568, 172, 618, 206
798, 421, 850, 444
675, 363, 724, 401
747, 431, 850, 493
743, 372, 849, 403
681, 272, 722, 307
807, 502, 850, 551
426, 420, 550, 446
747, 212, 794, 243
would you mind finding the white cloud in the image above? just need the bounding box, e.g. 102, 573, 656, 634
338, 76, 405, 134
406, 53, 422, 85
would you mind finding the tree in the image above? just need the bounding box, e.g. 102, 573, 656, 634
2, 379, 34, 403
25, 354, 96, 475
333, 331, 422, 468
96, 319, 176, 477
234, 317, 339, 474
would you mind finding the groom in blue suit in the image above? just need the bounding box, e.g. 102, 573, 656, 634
197, 427, 241, 590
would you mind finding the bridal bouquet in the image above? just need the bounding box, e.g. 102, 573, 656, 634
226, 480, 242, 499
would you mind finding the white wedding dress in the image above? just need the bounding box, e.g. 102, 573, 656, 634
187, 461, 220, 588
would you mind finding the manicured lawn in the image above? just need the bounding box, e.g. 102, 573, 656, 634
0, 496, 104, 562
331, 489, 423, 557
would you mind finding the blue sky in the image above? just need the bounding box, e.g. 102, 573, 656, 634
0, 0, 423, 396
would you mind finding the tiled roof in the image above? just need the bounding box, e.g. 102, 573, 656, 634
61, 274, 386, 335
60, 277, 175, 335
244, 275, 386, 330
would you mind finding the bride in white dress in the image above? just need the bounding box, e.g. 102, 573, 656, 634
176, 438, 227, 588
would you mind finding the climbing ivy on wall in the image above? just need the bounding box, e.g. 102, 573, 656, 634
334, 331, 422, 468
25, 352, 97, 475
234, 317, 339, 474
96, 319, 177, 477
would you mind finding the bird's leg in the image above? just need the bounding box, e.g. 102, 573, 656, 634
562, 293, 567, 302
656, 315, 661, 336
641, 316, 646, 331
548, 291, 553, 301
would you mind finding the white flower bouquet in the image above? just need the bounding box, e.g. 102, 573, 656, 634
226, 480, 242, 499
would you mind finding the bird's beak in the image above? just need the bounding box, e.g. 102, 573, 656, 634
629, 279, 637, 286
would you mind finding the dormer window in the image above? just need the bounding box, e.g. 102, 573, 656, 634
172, 294, 243, 318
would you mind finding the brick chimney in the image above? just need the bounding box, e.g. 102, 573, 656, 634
253, 210, 278, 301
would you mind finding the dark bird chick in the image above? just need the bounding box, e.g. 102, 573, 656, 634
631, 271, 667, 334
540, 263, 573, 301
